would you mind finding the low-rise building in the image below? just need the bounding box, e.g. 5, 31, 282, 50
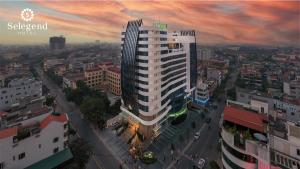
240, 63, 263, 89
84, 67, 103, 90
206, 80, 218, 97
274, 99, 300, 123
43, 59, 65, 72
0, 78, 42, 110
53, 65, 67, 76
107, 66, 121, 96
62, 73, 85, 89
221, 102, 271, 169
194, 80, 209, 105
284, 80, 300, 99
84, 61, 121, 95
207, 67, 222, 85
0, 105, 71, 169
269, 115, 300, 169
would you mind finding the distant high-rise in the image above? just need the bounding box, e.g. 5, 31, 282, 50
120, 19, 197, 139
49, 36, 66, 50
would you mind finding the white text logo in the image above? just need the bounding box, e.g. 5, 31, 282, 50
8, 8, 48, 36
21, 8, 34, 22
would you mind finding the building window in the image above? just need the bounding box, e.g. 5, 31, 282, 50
53, 147, 59, 154
53, 137, 59, 143
64, 124, 68, 129
297, 149, 300, 156
18, 152, 25, 160
39, 144, 41, 149
13, 156, 15, 161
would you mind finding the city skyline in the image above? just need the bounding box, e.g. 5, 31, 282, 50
0, 1, 299, 46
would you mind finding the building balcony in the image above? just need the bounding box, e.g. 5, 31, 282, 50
221, 126, 269, 162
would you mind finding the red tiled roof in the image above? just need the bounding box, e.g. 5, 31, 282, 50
224, 106, 267, 133
0, 127, 17, 139
40, 113, 68, 129
0, 113, 68, 139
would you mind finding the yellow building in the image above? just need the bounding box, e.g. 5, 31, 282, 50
84, 62, 121, 95
84, 67, 103, 90
107, 66, 121, 96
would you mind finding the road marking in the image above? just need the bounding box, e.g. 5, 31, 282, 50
166, 124, 207, 169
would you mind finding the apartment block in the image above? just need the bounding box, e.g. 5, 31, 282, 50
284, 80, 300, 99
0, 105, 71, 169
83, 62, 121, 95
107, 67, 121, 96
240, 63, 263, 89
0, 78, 42, 110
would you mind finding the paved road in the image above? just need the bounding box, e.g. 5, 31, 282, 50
36, 65, 239, 169
166, 69, 239, 169
35, 67, 122, 169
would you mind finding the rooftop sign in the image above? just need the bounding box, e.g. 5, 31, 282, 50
153, 22, 167, 31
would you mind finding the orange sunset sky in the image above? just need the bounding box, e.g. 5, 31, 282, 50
0, 1, 299, 46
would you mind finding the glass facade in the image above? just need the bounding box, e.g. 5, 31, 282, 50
121, 19, 143, 115
190, 42, 197, 94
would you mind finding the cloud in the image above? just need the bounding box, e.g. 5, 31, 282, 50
0, 0, 299, 45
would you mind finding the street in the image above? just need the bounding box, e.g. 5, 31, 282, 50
35, 67, 122, 169
36, 65, 238, 169
165, 69, 238, 169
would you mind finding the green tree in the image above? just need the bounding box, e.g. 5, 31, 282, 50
45, 96, 55, 107
62, 138, 92, 169
109, 99, 121, 115
80, 97, 106, 128
64, 87, 74, 101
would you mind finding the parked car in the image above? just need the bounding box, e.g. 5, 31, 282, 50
198, 158, 206, 169
194, 132, 200, 140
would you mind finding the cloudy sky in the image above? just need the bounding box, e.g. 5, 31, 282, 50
0, 1, 299, 46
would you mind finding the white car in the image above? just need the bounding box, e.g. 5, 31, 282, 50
198, 158, 205, 169
194, 132, 200, 140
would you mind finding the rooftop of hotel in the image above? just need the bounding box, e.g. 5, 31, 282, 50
223, 105, 268, 133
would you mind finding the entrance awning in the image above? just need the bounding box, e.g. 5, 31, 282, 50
25, 148, 73, 169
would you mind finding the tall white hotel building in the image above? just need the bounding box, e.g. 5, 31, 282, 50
120, 19, 197, 139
